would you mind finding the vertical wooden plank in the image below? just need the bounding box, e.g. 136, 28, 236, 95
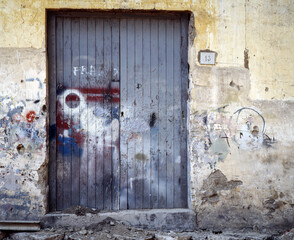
166, 19, 174, 208
158, 19, 167, 208
111, 18, 120, 210
142, 18, 151, 209
62, 17, 72, 209
48, 14, 57, 211
95, 18, 104, 210
79, 17, 88, 206
180, 15, 188, 208
71, 17, 81, 206
150, 19, 159, 209
173, 19, 182, 208
119, 18, 128, 210
134, 18, 144, 209
126, 18, 136, 209
87, 18, 96, 208
103, 18, 112, 210
56, 17, 64, 211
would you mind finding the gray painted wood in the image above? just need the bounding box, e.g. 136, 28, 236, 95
158, 19, 167, 208
71, 17, 81, 207
63, 17, 72, 209
173, 19, 182, 208
180, 15, 189, 208
48, 14, 57, 211
49, 13, 188, 211
142, 18, 151, 209
55, 17, 64, 211
150, 19, 159, 209
79, 17, 88, 207
87, 18, 96, 208
95, 18, 104, 210
103, 18, 112, 210
126, 18, 136, 210
111, 18, 120, 210
134, 19, 144, 209
166, 19, 174, 208
119, 18, 128, 210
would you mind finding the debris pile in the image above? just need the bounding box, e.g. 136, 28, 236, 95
0, 220, 285, 240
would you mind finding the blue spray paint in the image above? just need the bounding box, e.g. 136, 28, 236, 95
58, 136, 83, 157
25, 78, 43, 89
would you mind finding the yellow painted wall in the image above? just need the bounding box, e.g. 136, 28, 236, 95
1, 0, 293, 100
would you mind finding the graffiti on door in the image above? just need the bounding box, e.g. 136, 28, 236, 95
53, 86, 120, 157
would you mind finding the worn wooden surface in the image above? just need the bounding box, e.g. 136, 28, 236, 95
118, 16, 188, 209
48, 14, 57, 211
48, 13, 188, 211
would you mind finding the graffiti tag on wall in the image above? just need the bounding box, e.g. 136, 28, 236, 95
192, 106, 276, 168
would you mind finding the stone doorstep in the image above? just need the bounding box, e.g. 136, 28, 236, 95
41, 208, 197, 232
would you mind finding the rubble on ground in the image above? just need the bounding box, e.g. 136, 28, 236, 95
62, 206, 100, 216
0, 231, 6, 240
0, 218, 288, 240
279, 228, 294, 240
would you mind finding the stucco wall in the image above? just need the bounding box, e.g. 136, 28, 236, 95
0, 0, 293, 230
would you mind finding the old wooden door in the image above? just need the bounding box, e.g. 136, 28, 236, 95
48, 12, 188, 211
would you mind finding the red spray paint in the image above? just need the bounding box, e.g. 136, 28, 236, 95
26, 111, 36, 123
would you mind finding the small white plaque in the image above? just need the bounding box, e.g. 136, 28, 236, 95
199, 51, 216, 65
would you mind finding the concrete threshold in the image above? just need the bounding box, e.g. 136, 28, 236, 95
42, 208, 196, 232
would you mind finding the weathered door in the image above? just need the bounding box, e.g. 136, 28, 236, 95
48, 12, 188, 211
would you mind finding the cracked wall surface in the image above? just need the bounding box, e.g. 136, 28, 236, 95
0, 0, 293, 230
0, 48, 47, 220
